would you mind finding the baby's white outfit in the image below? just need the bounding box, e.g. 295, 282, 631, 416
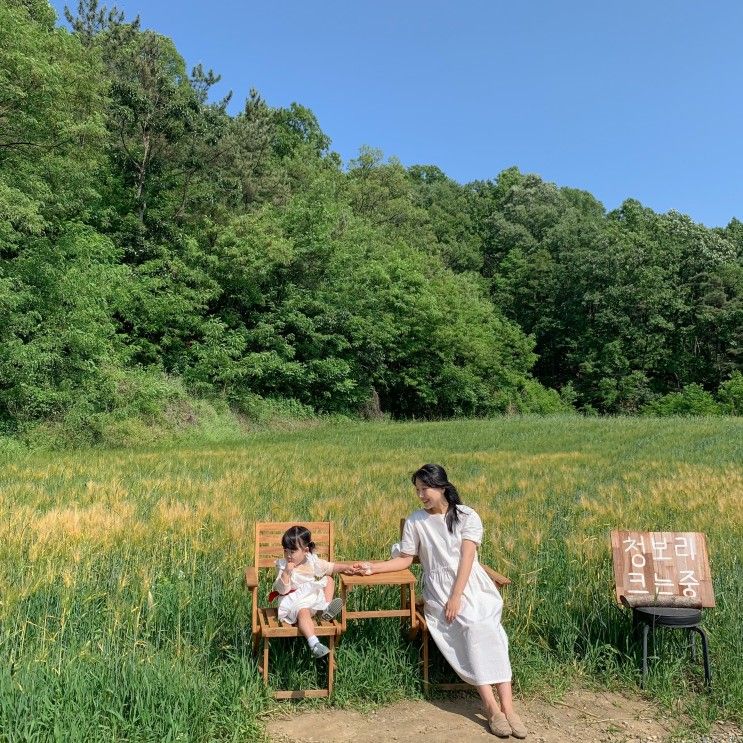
272, 553, 335, 624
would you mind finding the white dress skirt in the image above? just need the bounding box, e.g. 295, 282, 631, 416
273, 553, 334, 625
399, 506, 512, 686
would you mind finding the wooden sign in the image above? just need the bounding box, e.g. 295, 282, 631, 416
610, 531, 715, 608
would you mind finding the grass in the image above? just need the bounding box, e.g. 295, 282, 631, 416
0, 415, 741, 740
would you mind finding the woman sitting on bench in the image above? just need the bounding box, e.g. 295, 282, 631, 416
352, 464, 528, 739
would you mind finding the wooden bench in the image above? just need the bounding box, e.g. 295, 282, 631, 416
400, 518, 511, 690
244, 521, 343, 699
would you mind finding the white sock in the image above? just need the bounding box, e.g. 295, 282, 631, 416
307, 635, 319, 649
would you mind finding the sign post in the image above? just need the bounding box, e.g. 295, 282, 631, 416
610, 530, 714, 689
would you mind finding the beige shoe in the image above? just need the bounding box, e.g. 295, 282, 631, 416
489, 711, 511, 738
506, 711, 528, 739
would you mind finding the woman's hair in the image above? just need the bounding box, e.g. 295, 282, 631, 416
281, 525, 315, 553
411, 463, 463, 533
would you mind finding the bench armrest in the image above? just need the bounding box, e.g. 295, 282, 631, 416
244, 567, 259, 637
483, 564, 511, 588
244, 567, 258, 589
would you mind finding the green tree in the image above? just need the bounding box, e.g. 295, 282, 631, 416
0, 0, 105, 245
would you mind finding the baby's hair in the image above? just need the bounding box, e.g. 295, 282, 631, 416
281, 525, 316, 553
412, 463, 463, 533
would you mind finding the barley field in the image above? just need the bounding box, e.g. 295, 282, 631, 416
1, 416, 741, 741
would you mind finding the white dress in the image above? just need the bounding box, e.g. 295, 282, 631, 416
273, 553, 334, 625
399, 506, 512, 685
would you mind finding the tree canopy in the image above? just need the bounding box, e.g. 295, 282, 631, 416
2, 1, 741, 441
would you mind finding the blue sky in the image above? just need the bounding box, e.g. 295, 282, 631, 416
51, 1, 743, 227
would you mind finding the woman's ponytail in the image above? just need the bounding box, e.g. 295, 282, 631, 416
443, 482, 462, 533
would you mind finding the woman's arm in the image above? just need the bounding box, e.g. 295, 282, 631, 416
330, 561, 365, 575
353, 555, 414, 574
445, 539, 477, 622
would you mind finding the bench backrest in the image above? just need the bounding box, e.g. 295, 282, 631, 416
255, 521, 334, 570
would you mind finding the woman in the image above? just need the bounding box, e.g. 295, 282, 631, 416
354, 464, 527, 738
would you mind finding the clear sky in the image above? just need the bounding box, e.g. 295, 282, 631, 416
51, 0, 743, 227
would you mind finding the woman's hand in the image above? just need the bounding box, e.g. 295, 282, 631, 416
349, 562, 372, 575
284, 561, 296, 575
445, 593, 462, 623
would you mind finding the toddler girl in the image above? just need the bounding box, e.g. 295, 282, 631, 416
272, 525, 350, 658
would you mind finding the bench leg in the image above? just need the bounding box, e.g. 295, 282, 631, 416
341, 583, 348, 633
328, 635, 335, 696
262, 637, 270, 685
641, 623, 650, 688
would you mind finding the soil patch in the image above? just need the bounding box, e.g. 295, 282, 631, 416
266, 690, 742, 743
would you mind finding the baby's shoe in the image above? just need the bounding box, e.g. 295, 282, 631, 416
489, 711, 510, 738
321, 597, 343, 621
310, 642, 330, 659
506, 711, 528, 739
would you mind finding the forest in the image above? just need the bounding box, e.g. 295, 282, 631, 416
2, 0, 742, 444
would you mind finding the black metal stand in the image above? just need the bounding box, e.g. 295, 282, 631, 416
632, 606, 711, 690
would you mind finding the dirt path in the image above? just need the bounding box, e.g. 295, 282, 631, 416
265, 690, 742, 743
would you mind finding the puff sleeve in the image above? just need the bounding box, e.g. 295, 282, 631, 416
398, 517, 419, 557
312, 557, 335, 577
460, 509, 483, 546
272, 558, 291, 594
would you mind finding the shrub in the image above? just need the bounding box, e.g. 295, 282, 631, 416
499, 378, 575, 414
717, 371, 743, 415
642, 383, 722, 416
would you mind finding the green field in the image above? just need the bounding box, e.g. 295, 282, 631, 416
1, 417, 741, 741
